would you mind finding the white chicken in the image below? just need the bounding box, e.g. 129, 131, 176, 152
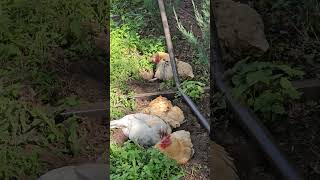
141, 96, 185, 128
150, 52, 194, 81
154, 130, 194, 164
110, 113, 172, 147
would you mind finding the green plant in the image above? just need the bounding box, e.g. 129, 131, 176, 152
0, 146, 40, 180
110, 5, 165, 119
159, 80, 175, 91
177, 80, 205, 101
230, 58, 305, 121
174, 0, 209, 65
0, 85, 86, 178
110, 142, 185, 180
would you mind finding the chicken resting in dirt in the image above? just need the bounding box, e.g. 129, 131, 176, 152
141, 96, 185, 128
155, 130, 194, 165
149, 52, 194, 81
110, 113, 172, 147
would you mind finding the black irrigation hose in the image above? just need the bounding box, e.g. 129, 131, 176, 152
210, 4, 303, 180
157, 0, 210, 132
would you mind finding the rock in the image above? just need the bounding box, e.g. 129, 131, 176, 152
213, 0, 269, 55
38, 164, 108, 180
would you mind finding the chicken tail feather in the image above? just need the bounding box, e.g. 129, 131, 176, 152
110, 119, 127, 129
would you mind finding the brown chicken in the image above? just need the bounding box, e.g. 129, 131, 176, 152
150, 52, 194, 81
141, 96, 185, 128
154, 130, 194, 164
210, 142, 239, 180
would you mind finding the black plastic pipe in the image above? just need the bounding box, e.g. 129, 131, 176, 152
157, 0, 210, 132
210, 4, 303, 180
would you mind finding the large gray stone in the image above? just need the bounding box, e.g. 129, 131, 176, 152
38, 164, 108, 180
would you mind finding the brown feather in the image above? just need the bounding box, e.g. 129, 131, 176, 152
210, 142, 239, 180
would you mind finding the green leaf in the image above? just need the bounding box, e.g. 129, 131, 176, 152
280, 77, 301, 99
246, 69, 272, 86
279, 77, 292, 89
272, 104, 286, 114
277, 64, 305, 77
70, 18, 81, 39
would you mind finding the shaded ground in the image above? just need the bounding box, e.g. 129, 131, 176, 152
37, 30, 109, 174
211, 1, 320, 180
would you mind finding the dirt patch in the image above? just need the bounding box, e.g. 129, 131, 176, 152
268, 102, 320, 179
176, 98, 210, 180
213, 117, 277, 180
213, 101, 320, 179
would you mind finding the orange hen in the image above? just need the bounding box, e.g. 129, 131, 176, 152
155, 130, 194, 164
141, 96, 185, 128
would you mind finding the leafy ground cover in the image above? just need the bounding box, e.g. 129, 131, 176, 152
0, 0, 108, 179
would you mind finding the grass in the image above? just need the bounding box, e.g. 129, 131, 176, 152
0, 0, 108, 179
110, 1, 165, 119
110, 142, 185, 180
174, 0, 209, 65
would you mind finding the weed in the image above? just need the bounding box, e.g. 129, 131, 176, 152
176, 80, 205, 101
229, 58, 304, 121
173, 0, 209, 65
159, 80, 176, 91
110, 3, 165, 119
110, 142, 185, 180
0, 85, 87, 178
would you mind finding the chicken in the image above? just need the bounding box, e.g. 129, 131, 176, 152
210, 142, 239, 180
154, 130, 194, 164
110, 113, 172, 147
141, 96, 185, 128
150, 52, 194, 81
213, 0, 269, 55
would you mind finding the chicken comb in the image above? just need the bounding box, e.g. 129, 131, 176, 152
159, 135, 171, 149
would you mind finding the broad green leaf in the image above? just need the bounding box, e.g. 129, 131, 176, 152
246, 69, 272, 86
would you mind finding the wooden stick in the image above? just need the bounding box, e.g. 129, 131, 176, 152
132, 86, 210, 98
